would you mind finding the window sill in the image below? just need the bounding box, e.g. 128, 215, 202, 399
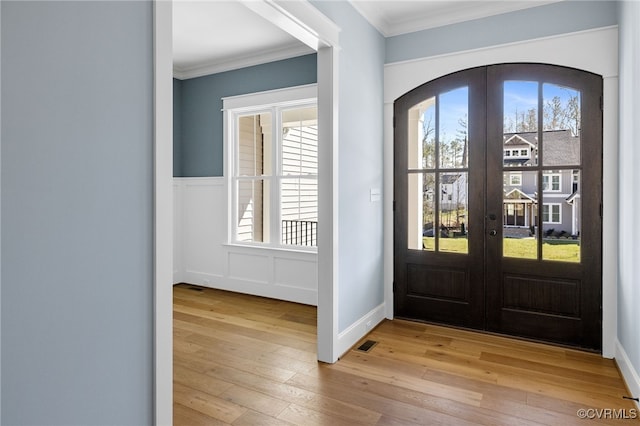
223, 242, 318, 256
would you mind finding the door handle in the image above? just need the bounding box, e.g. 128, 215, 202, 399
489, 229, 497, 236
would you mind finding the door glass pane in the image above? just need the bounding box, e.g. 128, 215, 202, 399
439, 87, 468, 169
542, 84, 581, 166
408, 173, 435, 251
439, 172, 468, 254
408, 97, 436, 169
542, 171, 580, 262
503, 81, 539, 167
503, 170, 537, 259
237, 179, 269, 243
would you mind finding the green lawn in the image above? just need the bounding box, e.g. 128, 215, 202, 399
422, 237, 580, 262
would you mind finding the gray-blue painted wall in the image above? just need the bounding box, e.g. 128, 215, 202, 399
386, 1, 618, 64
310, 0, 386, 333
175, 54, 317, 177
174, 78, 183, 177
1, 2, 153, 424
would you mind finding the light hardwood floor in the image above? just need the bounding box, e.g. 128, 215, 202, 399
173, 284, 639, 425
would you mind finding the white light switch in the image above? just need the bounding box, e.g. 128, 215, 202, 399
370, 188, 381, 202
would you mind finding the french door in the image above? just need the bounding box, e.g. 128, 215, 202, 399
394, 64, 603, 350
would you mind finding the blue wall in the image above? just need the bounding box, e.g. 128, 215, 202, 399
310, 0, 386, 333
174, 78, 183, 177
386, 1, 618, 64
1, 2, 153, 424
175, 54, 317, 177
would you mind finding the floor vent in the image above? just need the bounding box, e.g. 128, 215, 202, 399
356, 340, 378, 352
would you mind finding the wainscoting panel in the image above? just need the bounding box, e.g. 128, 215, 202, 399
274, 256, 318, 290
228, 252, 270, 284
174, 177, 318, 305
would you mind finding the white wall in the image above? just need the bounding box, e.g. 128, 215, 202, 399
616, 0, 640, 408
173, 177, 318, 305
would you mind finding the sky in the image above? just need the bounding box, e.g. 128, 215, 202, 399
422, 81, 580, 138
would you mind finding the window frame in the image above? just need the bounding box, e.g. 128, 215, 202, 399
542, 203, 562, 224
542, 171, 562, 192
509, 172, 522, 186
224, 84, 318, 252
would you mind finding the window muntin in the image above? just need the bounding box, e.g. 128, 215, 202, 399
227, 87, 318, 250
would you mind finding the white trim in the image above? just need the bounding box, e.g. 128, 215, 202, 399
504, 188, 535, 202
542, 172, 562, 192
173, 44, 314, 80
225, 87, 318, 251
222, 83, 317, 110
505, 134, 535, 147
601, 75, 618, 358
174, 176, 318, 305
542, 203, 562, 224
384, 26, 618, 103
153, 1, 173, 424
0, 0, 3, 419
349, 0, 558, 38
158, 13, 341, 415
241, 0, 340, 49
336, 303, 386, 359
615, 340, 640, 410
383, 26, 618, 357
316, 45, 340, 363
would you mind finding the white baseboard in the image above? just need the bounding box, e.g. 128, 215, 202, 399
182, 270, 317, 306
336, 303, 386, 359
615, 339, 640, 409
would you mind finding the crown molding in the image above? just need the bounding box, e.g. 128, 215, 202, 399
173, 43, 314, 80
350, 1, 561, 38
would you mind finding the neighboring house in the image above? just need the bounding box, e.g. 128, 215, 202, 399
502, 129, 581, 238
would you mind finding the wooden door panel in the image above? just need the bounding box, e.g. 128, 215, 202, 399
394, 67, 486, 330
406, 264, 468, 301
485, 64, 602, 350
394, 63, 602, 351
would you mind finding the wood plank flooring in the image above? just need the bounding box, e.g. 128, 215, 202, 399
173, 284, 639, 425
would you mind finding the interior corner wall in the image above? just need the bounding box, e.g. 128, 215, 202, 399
385, 1, 618, 64
1, 2, 153, 424
310, 1, 386, 336
617, 0, 640, 404
173, 78, 183, 177
174, 54, 317, 177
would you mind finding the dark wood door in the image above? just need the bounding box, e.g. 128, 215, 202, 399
394, 64, 603, 350
394, 67, 487, 329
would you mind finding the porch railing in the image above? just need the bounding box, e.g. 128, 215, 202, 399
282, 220, 317, 247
